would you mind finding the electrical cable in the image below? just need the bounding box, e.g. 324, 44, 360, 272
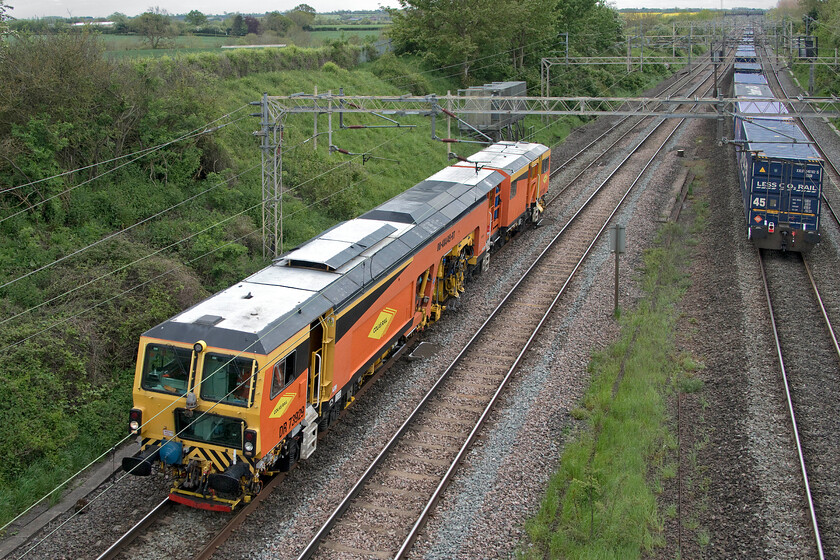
0, 165, 259, 329
0, 126, 374, 351
0, 119, 336, 298
0, 107, 250, 210
0, 160, 256, 293
6, 143, 394, 552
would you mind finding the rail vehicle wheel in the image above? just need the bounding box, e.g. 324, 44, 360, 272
317, 409, 331, 432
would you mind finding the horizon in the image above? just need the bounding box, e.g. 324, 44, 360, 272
9, 0, 778, 20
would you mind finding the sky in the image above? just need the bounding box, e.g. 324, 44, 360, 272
11, 0, 387, 19
9, 0, 778, 20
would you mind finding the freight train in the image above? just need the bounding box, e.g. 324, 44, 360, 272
122, 141, 551, 511
732, 38, 823, 252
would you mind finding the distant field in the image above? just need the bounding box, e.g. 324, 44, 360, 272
102, 34, 230, 58
101, 30, 384, 58
309, 28, 385, 41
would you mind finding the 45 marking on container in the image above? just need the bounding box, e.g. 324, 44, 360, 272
270, 393, 296, 419
369, 307, 397, 340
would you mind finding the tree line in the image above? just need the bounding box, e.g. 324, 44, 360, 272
7, 4, 332, 48
387, 0, 624, 86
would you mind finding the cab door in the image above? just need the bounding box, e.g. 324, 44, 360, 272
528, 160, 540, 204
308, 311, 336, 416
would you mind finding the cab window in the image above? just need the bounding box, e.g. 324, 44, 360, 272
270, 352, 297, 400
174, 409, 243, 448
200, 353, 256, 407
141, 344, 192, 396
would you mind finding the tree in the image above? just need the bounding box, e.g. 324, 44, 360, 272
184, 10, 207, 29
230, 14, 246, 36
0, 0, 12, 41
263, 11, 293, 35
387, 0, 513, 84
108, 12, 131, 33
133, 10, 175, 49
287, 6, 316, 29
388, 0, 621, 85
245, 16, 261, 35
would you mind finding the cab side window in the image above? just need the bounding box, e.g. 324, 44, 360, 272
270, 352, 297, 399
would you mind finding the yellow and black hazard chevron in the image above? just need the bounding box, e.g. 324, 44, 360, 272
186, 446, 256, 472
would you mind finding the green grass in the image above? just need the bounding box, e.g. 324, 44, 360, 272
101, 34, 230, 58
521, 218, 696, 559
99, 31, 383, 59
0, 42, 685, 530
310, 29, 385, 42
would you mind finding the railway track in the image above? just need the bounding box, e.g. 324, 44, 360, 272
9, 57, 723, 560
760, 47, 840, 196
548, 55, 716, 181
94, 499, 172, 560
289, 72, 721, 560
757, 248, 840, 559
735, 43, 840, 560
73, 342, 416, 560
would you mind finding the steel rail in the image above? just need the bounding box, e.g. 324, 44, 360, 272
191, 473, 287, 560
757, 251, 825, 560
188, 339, 414, 560
298, 64, 711, 560
395, 59, 722, 559
548, 60, 714, 179
546, 65, 712, 205
95, 498, 172, 560
395, 93, 696, 560
801, 255, 840, 366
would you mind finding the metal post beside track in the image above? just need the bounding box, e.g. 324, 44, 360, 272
609, 224, 625, 315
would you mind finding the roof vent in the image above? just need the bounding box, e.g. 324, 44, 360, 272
195, 315, 224, 326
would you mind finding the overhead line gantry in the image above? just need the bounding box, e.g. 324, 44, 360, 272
252, 90, 840, 258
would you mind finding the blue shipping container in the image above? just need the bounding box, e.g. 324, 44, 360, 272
734, 62, 763, 74
736, 119, 823, 250
734, 73, 769, 85
735, 83, 775, 98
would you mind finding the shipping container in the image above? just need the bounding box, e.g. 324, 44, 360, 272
734, 73, 769, 85
734, 83, 775, 99
735, 119, 823, 251
735, 49, 758, 63
734, 62, 763, 74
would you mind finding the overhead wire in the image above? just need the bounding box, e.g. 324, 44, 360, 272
0, 124, 341, 312
0, 104, 250, 197
4, 30, 580, 545
6, 141, 397, 553
0, 107, 251, 214
0, 140, 361, 349
0, 164, 259, 331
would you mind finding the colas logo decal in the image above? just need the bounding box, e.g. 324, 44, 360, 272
270, 393, 296, 418
369, 307, 397, 340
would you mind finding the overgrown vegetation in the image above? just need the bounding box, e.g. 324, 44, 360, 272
387, 0, 623, 87
521, 212, 702, 557
769, 0, 840, 102
0, 10, 690, 529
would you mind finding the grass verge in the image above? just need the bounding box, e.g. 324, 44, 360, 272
521, 216, 698, 558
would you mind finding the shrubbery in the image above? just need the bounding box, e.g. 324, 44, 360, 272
0, 22, 690, 527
